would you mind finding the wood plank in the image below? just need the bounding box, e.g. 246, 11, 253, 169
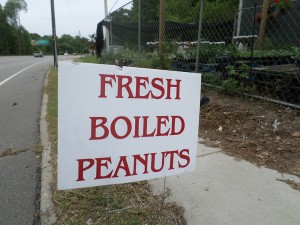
253, 64, 300, 75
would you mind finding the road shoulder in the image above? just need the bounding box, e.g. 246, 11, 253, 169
40, 68, 57, 224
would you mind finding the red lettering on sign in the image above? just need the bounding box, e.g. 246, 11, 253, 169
178, 149, 190, 168
150, 152, 166, 172
156, 116, 170, 136
94, 157, 113, 179
164, 150, 179, 170
142, 116, 156, 137
98, 74, 181, 100
116, 75, 134, 98
133, 116, 140, 138
77, 158, 95, 181
112, 156, 132, 178
151, 78, 165, 99
89, 115, 185, 140
111, 116, 132, 139
99, 74, 116, 98
89, 117, 109, 140
166, 79, 181, 100
135, 76, 150, 99
76, 149, 191, 182
132, 154, 149, 175
170, 116, 185, 136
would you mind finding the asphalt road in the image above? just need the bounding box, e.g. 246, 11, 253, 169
0, 55, 63, 225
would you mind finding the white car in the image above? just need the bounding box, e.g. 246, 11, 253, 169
34, 51, 43, 57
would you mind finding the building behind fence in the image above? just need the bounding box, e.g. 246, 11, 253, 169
96, 0, 300, 107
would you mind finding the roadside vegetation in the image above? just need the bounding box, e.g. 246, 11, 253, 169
74, 55, 99, 64
31, 33, 92, 56
45, 66, 185, 225
0, 0, 94, 56
0, 0, 31, 55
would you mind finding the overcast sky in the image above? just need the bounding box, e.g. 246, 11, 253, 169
0, 0, 131, 38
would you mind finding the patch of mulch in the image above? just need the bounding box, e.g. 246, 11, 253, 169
199, 88, 300, 177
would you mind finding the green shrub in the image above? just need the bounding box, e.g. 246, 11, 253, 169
223, 64, 257, 94
222, 78, 240, 93
226, 64, 250, 81
202, 72, 222, 85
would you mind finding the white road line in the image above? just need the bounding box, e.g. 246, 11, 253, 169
0, 62, 42, 87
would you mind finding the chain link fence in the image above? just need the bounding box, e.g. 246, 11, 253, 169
97, 0, 300, 107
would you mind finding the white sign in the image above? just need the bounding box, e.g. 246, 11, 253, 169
58, 61, 201, 190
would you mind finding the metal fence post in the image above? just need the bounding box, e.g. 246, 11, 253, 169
159, 0, 166, 55
154, 176, 167, 224
104, 0, 109, 53
236, 0, 244, 36
195, 0, 204, 73
106, 186, 110, 225
110, 16, 113, 47
138, 0, 141, 54
250, 3, 257, 77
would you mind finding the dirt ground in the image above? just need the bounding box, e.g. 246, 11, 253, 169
199, 87, 300, 178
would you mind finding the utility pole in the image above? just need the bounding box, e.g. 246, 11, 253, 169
159, 0, 166, 55
257, 0, 270, 50
104, 0, 109, 53
50, 0, 58, 67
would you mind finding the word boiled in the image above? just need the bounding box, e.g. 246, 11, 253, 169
89, 115, 185, 140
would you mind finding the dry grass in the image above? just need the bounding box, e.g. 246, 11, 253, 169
0, 148, 29, 157
200, 87, 300, 177
45, 66, 185, 225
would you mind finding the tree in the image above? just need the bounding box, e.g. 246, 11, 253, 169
201, 0, 239, 23
130, 0, 160, 23
4, 0, 27, 27
56, 34, 90, 55
128, 0, 239, 23
0, 0, 32, 55
165, 0, 198, 23
0, 4, 9, 54
30, 33, 41, 41
89, 34, 96, 55
111, 8, 131, 24
18, 25, 32, 54
31, 34, 53, 55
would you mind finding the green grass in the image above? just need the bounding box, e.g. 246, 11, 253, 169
74, 55, 99, 64
45, 66, 185, 225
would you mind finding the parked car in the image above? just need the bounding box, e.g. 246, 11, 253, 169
34, 51, 43, 57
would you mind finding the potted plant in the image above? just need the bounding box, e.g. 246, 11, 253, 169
272, 0, 292, 14
254, 11, 277, 24
254, 0, 293, 23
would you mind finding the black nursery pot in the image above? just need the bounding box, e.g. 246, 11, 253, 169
296, 58, 300, 66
